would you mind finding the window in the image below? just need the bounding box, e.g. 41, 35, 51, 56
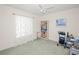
16, 15, 33, 38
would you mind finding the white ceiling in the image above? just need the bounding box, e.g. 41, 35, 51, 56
6, 4, 79, 16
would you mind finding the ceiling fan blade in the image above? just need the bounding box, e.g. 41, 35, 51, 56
38, 4, 43, 9
46, 6, 54, 10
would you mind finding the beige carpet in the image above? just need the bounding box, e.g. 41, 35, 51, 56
0, 39, 69, 55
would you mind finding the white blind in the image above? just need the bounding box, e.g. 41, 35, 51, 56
15, 15, 33, 38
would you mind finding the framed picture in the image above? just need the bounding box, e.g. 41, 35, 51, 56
56, 18, 66, 26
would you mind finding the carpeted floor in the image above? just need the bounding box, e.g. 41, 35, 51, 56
0, 39, 69, 55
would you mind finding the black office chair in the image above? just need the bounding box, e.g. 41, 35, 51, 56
57, 31, 66, 47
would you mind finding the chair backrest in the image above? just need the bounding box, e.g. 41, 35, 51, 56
58, 31, 66, 35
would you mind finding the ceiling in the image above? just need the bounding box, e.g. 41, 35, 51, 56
6, 4, 79, 16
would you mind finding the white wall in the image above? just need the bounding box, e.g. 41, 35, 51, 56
45, 7, 79, 42
0, 5, 37, 51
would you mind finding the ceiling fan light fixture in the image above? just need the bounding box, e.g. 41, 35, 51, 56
38, 4, 54, 15
40, 9, 47, 14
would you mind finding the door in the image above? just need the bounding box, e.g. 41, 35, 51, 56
41, 21, 48, 39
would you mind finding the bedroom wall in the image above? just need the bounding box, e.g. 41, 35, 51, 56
45, 7, 79, 42
0, 5, 37, 51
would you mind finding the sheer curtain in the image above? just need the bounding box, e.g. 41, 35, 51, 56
15, 15, 33, 38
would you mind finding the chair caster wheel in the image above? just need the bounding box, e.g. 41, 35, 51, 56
57, 44, 59, 46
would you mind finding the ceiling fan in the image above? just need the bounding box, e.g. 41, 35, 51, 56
38, 4, 54, 14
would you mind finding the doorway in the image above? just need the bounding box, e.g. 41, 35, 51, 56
41, 21, 48, 39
